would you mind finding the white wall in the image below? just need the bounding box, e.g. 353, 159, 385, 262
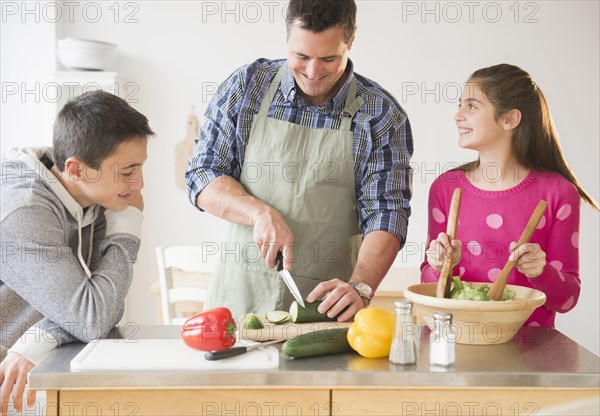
1, 2, 56, 152
2, 1, 598, 354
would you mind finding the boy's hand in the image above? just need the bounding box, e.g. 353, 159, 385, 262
128, 190, 144, 212
0, 352, 36, 416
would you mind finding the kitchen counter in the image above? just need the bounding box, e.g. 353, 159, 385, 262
30, 325, 599, 416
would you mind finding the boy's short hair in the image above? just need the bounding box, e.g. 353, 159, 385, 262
53, 91, 154, 171
286, 0, 357, 44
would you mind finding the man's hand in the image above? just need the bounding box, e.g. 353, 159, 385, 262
0, 352, 36, 416
252, 207, 294, 270
196, 176, 294, 269
306, 278, 366, 322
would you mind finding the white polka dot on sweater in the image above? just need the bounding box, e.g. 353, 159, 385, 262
536, 215, 546, 230
486, 214, 503, 229
557, 204, 572, 220
487, 268, 501, 281
529, 321, 541, 327
459, 267, 465, 277
562, 296, 575, 311
432, 207, 445, 224
558, 271, 566, 282
571, 231, 579, 248
466, 241, 481, 256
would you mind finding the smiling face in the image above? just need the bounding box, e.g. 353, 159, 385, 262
77, 137, 148, 210
287, 21, 352, 106
454, 82, 511, 153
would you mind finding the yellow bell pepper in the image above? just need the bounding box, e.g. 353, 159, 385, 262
347, 307, 394, 358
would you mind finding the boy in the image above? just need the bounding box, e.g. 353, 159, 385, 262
0, 90, 154, 413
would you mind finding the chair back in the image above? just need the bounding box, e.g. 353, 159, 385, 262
155, 246, 215, 325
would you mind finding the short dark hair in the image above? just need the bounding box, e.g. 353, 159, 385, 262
286, 0, 357, 44
53, 91, 154, 171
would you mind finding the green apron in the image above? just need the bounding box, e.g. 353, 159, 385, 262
205, 64, 364, 321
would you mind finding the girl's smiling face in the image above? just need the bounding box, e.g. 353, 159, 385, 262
454, 82, 510, 153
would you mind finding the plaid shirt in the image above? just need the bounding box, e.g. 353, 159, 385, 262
186, 59, 413, 245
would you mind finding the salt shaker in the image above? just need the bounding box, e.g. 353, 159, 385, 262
389, 299, 417, 364
429, 311, 456, 367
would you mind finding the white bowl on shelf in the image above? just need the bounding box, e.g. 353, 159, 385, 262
57, 37, 118, 71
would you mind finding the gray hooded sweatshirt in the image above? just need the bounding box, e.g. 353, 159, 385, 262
1, 147, 142, 363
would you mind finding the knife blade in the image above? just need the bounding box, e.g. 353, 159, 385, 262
204, 339, 284, 361
275, 252, 305, 308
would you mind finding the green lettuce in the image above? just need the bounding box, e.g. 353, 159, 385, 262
449, 276, 515, 301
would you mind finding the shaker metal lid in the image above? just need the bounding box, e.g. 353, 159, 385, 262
432, 310, 453, 322
394, 299, 413, 311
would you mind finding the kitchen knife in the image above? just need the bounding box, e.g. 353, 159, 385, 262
204, 339, 283, 361
275, 252, 306, 308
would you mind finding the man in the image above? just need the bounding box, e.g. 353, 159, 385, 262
185, 0, 412, 321
0, 91, 153, 414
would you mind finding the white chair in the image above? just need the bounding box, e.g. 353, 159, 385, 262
155, 246, 215, 325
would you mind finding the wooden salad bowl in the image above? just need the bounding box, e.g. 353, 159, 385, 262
404, 282, 546, 345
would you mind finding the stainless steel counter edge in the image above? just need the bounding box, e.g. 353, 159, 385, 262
29, 326, 600, 390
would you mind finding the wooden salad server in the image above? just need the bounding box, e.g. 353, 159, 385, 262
436, 188, 462, 298
487, 200, 548, 301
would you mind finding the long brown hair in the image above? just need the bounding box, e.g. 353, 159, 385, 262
458, 63, 598, 210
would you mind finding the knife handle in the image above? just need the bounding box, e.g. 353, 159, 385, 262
204, 346, 248, 361
275, 252, 284, 272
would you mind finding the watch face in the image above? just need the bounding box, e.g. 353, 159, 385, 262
351, 282, 372, 299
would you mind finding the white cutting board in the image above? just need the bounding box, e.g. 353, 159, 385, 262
70, 339, 279, 371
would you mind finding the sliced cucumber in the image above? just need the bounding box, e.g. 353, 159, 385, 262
289, 300, 337, 323
242, 313, 264, 329
282, 327, 353, 358
265, 310, 292, 325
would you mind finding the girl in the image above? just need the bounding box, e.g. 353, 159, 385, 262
421, 63, 599, 327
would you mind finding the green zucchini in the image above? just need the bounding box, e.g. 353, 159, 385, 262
289, 300, 337, 323
282, 327, 353, 358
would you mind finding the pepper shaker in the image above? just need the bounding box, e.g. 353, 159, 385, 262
429, 311, 456, 367
389, 299, 417, 364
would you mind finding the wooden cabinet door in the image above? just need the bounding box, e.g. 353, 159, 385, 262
332, 387, 598, 416
57, 389, 330, 416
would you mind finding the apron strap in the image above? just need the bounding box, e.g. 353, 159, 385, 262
258, 64, 287, 117
339, 76, 364, 131
258, 62, 364, 131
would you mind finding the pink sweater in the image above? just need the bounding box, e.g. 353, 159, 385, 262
421, 169, 581, 327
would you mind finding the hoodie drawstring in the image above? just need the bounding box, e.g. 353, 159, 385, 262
87, 225, 94, 268
76, 211, 93, 279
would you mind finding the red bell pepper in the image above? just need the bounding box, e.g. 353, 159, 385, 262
181, 307, 237, 351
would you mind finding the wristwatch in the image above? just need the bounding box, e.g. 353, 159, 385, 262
349, 281, 374, 304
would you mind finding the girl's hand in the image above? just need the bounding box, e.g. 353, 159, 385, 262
509, 242, 546, 278
426, 232, 462, 272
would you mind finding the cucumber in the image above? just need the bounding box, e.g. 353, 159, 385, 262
282, 327, 353, 358
242, 313, 264, 329
289, 300, 337, 323
265, 310, 291, 325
